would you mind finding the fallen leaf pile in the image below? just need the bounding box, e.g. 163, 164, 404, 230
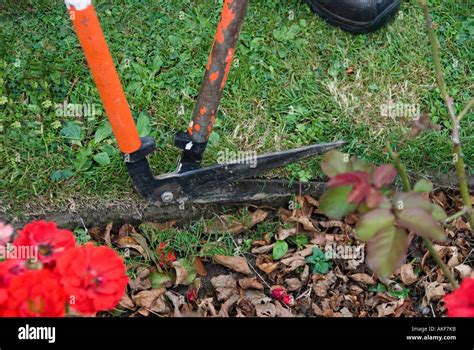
90, 192, 471, 317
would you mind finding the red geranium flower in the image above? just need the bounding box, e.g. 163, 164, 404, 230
0, 259, 27, 286
444, 278, 474, 317
14, 221, 76, 265
56, 243, 128, 315
1, 269, 66, 317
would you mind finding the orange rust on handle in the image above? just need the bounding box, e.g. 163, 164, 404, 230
68, 5, 141, 154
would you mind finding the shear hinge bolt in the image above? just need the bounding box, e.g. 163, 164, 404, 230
161, 192, 174, 203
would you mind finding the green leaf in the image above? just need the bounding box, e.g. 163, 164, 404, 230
60, 122, 83, 141
176, 258, 197, 285
137, 112, 151, 137
413, 179, 433, 193
93, 152, 110, 166
367, 226, 408, 278
368, 283, 387, 293
431, 204, 447, 222
349, 157, 375, 173
94, 122, 113, 144
152, 56, 163, 72
305, 247, 332, 274
319, 186, 358, 219
356, 209, 395, 241
149, 270, 172, 289
396, 208, 446, 241
321, 150, 349, 177
273, 240, 289, 260
287, 235, 309, 249
388, 287, 410, 299
394, 192, 446, 222
50, 169, 73, 181
74, 146, 93, 172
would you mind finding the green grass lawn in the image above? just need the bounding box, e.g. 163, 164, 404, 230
0, 0, 472, 218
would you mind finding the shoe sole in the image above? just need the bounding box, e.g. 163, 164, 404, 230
305, 0, 401, 34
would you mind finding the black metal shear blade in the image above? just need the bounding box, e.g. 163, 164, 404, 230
126, 140, 346, 204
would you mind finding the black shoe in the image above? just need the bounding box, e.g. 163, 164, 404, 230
305, 0, 401, 34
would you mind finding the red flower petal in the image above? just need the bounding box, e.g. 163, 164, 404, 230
56, 243, 128, 315
444, 278, 474, 317
2, 269, 66, 317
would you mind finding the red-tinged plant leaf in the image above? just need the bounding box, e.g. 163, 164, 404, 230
367, 226, 408, 278
348, 181, 371, 204
321, 150, 349, 178
327, 171, 369, 188
355, 209, 396, 241
372, 165, 397, 188
319, 186, 358, 219
393, 192, 433, 212
396, 208, 447, 241
393, 192, 446, 221
365, 188, 384, 208
413, 179, 434, 193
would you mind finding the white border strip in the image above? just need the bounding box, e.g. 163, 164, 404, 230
65, 0, 92, 11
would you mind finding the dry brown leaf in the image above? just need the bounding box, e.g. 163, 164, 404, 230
319, 220, 352, 233
128, 267, 151, 291
118, 294, 135, 310
193, 257, 208, 276
275, 227, 297, 241
255, 303, 276, 317
291, 217, 318, 233
248, 209, 268, 228
238, 277, 264, 290
311, 271, 337, 298
300, 265, 310, 285
339, 307, 353, 317
285, 278, 302, 292
236, 298, 256, 317
275, 301, 293, 317
214, 255, 252, 275
422, 282, 447, 307
349, 273, 377, 285
454, 264, 472, 278
211, 275, 237, 301
281, 256, 306, 272
137, 308, 150, 317
256, 255, 279, 274
311, 302, 324, 316
165, 291, 186, 317
104, 222, 113, 246
304, 195, 319, 207
447, 248, 461, 267
218, 294, 239, 317
172, 261, 189, 286
400, 264, 418, 285
118, 223, 137, 238
350, 284, 364, 295
205, 215, 245, 234
376, 299, 405, 317
117, 236, 148, 259
251, 244, 274, 254
144, 221, 176, 231
132, 289, 169, 314
244, 289, 272, 305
